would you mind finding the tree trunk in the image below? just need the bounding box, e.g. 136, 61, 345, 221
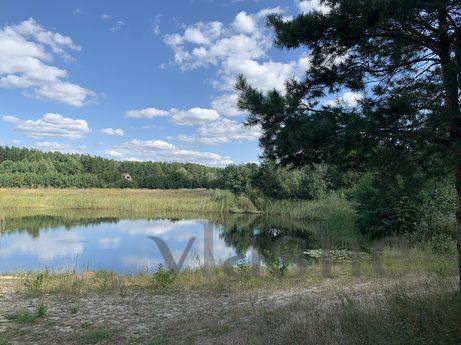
438, 9, 461, 290
456, 170, 461, 290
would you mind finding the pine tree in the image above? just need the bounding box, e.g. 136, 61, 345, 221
237, 0, 461, 288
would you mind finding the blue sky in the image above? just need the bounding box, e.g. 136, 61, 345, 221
0, 0, 336, 167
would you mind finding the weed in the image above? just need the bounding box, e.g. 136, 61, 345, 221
81, 328, 115, 344
151, 264, 175, 289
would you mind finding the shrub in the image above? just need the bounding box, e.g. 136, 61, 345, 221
151, 264, 175, 289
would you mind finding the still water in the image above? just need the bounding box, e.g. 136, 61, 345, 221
0, 211, 351, 274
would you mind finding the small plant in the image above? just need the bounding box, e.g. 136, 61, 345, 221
265, 256, 288, 278
151, 264, 175, 289
5, 303, 46, 324
5, 311, 37, 324
80, 327, 114, 344
36, 303, 46, 318
236, 261, 252, 282
70, 304, 80, 314
24, 270, 49, 293
426, 234, 453, 255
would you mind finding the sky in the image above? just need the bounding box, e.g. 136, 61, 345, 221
0, 0, 336, 167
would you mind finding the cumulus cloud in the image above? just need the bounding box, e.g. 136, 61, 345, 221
297, 0, 331, 14
34, 141, 81, 154
101, 128, 125, 137
170, 107, 221, 125
125, 107, 169, 119
323, 91, 363, 107
177, 119, 261, 145
211, 94, 244, 117
0, 18, 95, 106
107, 139, 233, 167
3, 113, 90, 140
164, 9, 310, 93
126, 107, 221, 125
218, 56, 310, 92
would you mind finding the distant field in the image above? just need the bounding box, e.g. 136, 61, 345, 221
0, 188, 254, 214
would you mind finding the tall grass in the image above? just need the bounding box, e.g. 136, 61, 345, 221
0, 188, 257, 214
14, 239, 457, 295
250, 279, 460, 345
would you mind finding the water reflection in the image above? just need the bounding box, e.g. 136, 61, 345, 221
0, 210, 360, 274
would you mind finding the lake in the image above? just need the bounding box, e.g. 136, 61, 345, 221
0, 210, 357, 274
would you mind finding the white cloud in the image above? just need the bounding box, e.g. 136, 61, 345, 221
125, 107, 169, 119
108, 139, 233, 167
232, 11, 257, 33
73, 8, 84, 16
34, 141, 81, 154
101, 128, 125, 137
164, 9, 310, 93
177, 119, 261, 145
0, 18, 94, 106
170, 107, 221, 125
126, 106, 221, 126
101, 14, 111, 20
297, 0, 331, 14
3, 113, 90, 140
106, 150, 123, 158
323, 91, 363, 107
164, 12, 269, 70
110, 21, 125, 32
218, 56, 310, 92
211, 94, 244, 117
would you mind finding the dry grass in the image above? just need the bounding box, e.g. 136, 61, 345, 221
10, 240, 457, 296
249, 279, 461, 345
0, 188, 257, 214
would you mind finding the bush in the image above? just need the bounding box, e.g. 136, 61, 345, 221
349, 173, 456, 239
151, 264, 175, 289
349, 173, 423, 238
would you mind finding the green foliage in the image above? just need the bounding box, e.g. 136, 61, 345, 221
0, 147, 335, 204
424, 234, 454, 255
0, 146, 220, 189
5, 303, 46, 324
349, 174, 424, 238
151, 264, 175, 289
265, 255, 289, 278
23, 270, 49, 294
36, 303, 47, 318
80, 327, 115, 344
5, 311, 37, 324
349, 173, 455, 239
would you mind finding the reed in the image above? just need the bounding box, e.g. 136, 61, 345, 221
0, 188, 258, 214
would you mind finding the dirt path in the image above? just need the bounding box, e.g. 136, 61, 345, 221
0, 276, 447, 345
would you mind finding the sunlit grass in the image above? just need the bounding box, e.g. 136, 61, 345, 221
11, 240, 457, 296
0, 188, 258, 214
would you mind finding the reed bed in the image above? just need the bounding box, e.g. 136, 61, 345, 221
0, 188, 257, 214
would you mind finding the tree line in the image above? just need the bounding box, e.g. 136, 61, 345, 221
0, 146, 338, 199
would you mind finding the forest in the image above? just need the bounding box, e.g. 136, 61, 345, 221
0, 145, 456, 240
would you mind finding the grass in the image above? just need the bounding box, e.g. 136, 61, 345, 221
80, 327, 115, 344
249, 281, 461, 345
5, 303, 47, 324
0, 188, 355, 222
12, 239, 457, 295
0, 188, 259, 214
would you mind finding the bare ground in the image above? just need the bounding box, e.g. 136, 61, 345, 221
0, 276, 450, 345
